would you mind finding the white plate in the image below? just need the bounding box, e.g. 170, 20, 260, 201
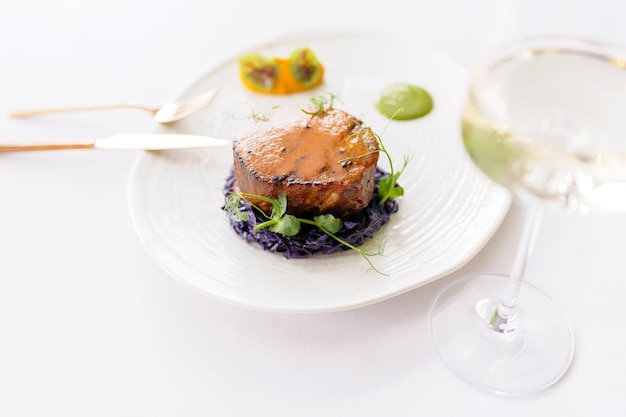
128, 30, 511, 313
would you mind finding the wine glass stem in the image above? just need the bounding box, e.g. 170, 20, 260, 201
490, 191, 544, 333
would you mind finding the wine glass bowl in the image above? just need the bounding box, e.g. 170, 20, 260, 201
463, 37, 626, 213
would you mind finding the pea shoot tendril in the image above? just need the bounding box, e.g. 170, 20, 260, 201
224, 192, 388, 275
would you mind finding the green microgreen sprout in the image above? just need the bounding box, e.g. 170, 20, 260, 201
339, 117, 409, 204
225, 103, 269, 123
301, 92, 337, 116
375, 108, 409, 203
376, 141, 409, 204
225, 191, 387, 275
223, 193, 250, 222
299, 216, 386, 274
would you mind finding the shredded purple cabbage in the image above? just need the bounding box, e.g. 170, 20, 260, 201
223, 168, 399, 259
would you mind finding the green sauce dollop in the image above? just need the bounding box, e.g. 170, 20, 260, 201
375, 83, 434, 120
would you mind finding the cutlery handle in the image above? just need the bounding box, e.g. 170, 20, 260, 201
0, 143, 95, 152
8, 104, 156, 118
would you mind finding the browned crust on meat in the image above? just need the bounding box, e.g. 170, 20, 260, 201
232, 105, 379, 218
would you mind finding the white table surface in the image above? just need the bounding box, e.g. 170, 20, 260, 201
1, 1, 625, 415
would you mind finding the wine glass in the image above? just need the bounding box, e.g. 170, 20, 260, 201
430, 0, 626, 395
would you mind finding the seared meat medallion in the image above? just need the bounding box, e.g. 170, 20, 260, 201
233, 105, 380, 218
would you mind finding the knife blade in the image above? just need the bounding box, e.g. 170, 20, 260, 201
0, 133, 230, 153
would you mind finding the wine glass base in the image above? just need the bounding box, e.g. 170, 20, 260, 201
431, 273, 574, 396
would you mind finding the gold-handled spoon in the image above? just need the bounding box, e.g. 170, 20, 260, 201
8, 89, 218, 124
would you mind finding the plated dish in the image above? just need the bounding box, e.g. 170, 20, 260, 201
127, 30, 511, 312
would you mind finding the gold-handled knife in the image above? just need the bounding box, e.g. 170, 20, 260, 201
0, 133, 230, 152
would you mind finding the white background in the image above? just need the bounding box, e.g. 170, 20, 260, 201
1, 0, 625, 415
